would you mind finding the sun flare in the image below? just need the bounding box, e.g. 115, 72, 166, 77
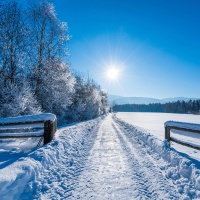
106, 67, 119, 80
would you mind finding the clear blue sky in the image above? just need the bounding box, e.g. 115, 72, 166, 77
22, 0, 200, 99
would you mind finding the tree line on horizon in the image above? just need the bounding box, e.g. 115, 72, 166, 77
0, 0, 109, 124
113, 99, 200, 114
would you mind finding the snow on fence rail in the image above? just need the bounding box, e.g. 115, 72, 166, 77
164, 121, 200, 150
0, 113, 57, 145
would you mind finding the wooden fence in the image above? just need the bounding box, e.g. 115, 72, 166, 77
165, 121, 200, 150
0, 115, 57, 145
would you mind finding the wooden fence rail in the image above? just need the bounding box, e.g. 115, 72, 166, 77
0, 114, 57, 145
165, 121, 200, 151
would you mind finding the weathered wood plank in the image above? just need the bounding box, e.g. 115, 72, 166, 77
165, 124, 200, 150
170, 137, 200, 151
165, 126, 170, 142
0, 121, 44, 126
167, 126, 200, 134
0, 135, 43, 138
0, 124, 44, 130
43, 119, 57, 145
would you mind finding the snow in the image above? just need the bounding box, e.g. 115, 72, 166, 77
0, 116, 104, 199
0, 138, 43, 152
0, 123, 44, 130
71, 115, 179, 199
165, 121, 200, 131
1, 113, 200, 199
115, 112, 200, 140
0, 129, 44, 137
113, 113, 200, 199
0, 113, 56, 125
115, 112, 200, 160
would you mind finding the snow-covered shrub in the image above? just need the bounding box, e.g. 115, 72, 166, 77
66, 73, 86, 122
66, 73, 109, 123
37, 62, 75, 120
100, 89, 109, 114
0, 82, 41, 117
83, 86, 102, 119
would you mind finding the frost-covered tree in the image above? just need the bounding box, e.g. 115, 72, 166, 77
81, 79, 102, 120
67, 74, 109, 122
0, 0, 29, 85
100, 89, 109, 114
26, 0, 69, 98
0, 81, 41, 117
37, 62, 75, 119
0, 0, 110, 122
66, 73, 86, 122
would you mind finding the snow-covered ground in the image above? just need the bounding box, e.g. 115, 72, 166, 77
115, 112, 200, 160
1, 113, 200, 199
0, 116, 104, 199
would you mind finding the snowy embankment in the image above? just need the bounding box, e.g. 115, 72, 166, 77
113, 113, 200, 199
0, 115, 104, 199
2, 112, 200, 199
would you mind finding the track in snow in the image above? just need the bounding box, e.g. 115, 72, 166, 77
70, 115, 180, 199
10, 114, 181, 199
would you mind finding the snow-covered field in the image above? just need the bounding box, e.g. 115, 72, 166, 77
1, 113, 200, 199
115, 112, 200, 160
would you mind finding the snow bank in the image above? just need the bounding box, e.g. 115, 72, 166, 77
165, 121, 200, 131
0, 115, 104, 199
0, 158, 43, 199
0, 113, 56, 125
113, 114, 200, 199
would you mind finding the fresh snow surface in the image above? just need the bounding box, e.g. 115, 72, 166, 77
165, 121, 200, 131
1, 114, 200, 199
0, 137, 43, 152
113, 114, 200, 199
115, 112, 200, 160
0, 113, 56, 125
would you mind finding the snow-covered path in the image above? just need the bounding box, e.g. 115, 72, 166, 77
70, 115, 179, 199
1, 114, 187, 199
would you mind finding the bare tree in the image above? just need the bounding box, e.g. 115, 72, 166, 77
0, 0, 29, 85
26, 0, 69, 98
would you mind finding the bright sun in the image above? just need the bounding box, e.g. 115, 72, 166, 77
106, 67, 119, 80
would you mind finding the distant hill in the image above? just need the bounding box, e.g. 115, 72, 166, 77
109, 95, 199, 106
108, 95, 123, 102
162, 97, 198, 102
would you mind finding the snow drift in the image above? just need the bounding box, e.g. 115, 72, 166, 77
113, 114, 200, 199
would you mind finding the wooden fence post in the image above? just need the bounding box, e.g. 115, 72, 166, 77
165, 126, 170, 145
44, 119, 57, 145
